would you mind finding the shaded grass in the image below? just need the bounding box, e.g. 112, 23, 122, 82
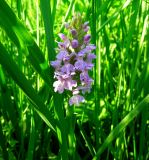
93, 95, 149, 160
0, 42, 56, 131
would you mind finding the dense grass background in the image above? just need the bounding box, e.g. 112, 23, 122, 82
0, 0, 149, 159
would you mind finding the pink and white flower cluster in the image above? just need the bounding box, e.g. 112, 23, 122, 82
51, 14, 96, 106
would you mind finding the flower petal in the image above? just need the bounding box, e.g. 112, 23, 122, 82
69, 95, 85, 106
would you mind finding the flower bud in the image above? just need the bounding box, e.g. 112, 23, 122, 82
71, 39, 79, 48
84, 34, 91, 43
64, 22, 70, 29
83, 21, 89, 28
84, 26, 90, 32
58, 42, 66, 49
58, 33, 67, 41
70, 29, 77, 36
83, 21, 90, 32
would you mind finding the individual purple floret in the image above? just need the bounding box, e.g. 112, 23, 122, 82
53, 78, 77, 93
56, 50, 68, 60
86, 44, 96, 50
87, 53, 96, 60
71, 29, 77, 36
58, 33, 67, 41
83, 21, 90, 32
50, 60, 61, 69
84, 34, 91, 43
69, 95, 85, 106
61, 63, 75, 75
53, 80, 65, 93
50, 13, 96, 106
74, 59, 86, 71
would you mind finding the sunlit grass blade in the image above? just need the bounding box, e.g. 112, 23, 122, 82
40, 0, 55, 61
0, 0, 53, 90
16, 0, 21, 18
93, 95, 149, 160
130, 15, 148, 101
51, 0, 57, 24
0, 42, 56, 132
96, 0, 131, 34
60, 0, 75, 32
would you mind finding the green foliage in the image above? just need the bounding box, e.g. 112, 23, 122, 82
0, 0, 149, 160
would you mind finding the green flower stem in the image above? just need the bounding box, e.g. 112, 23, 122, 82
66, 104, 76, 160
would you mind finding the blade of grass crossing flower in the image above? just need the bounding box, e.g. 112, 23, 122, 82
0, 42, 56, 132
93, 95, 149, 160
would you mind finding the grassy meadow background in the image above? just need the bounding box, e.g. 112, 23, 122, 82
0, 0, 149, 159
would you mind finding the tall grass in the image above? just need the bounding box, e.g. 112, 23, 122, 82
0, 0, 149, 160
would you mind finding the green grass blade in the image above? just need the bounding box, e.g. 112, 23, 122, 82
0, 121, 9, 160
26, 110, 35, 160
0, 66, 18, 129
0, 42, 56, 132
40, 0, 55, 61
129, 0, 146, 103
77, 120, 96, 157
51, 0, 57, 24
0, 0, 53, 90
139, 105, 148, 159
93, 95, 149, 160
16, 0, 21, 18
53, 94, 69, 160
60, 0, 75, 32
96, 0, 131, 34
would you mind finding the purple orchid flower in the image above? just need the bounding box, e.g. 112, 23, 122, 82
50, 13, 96, 106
